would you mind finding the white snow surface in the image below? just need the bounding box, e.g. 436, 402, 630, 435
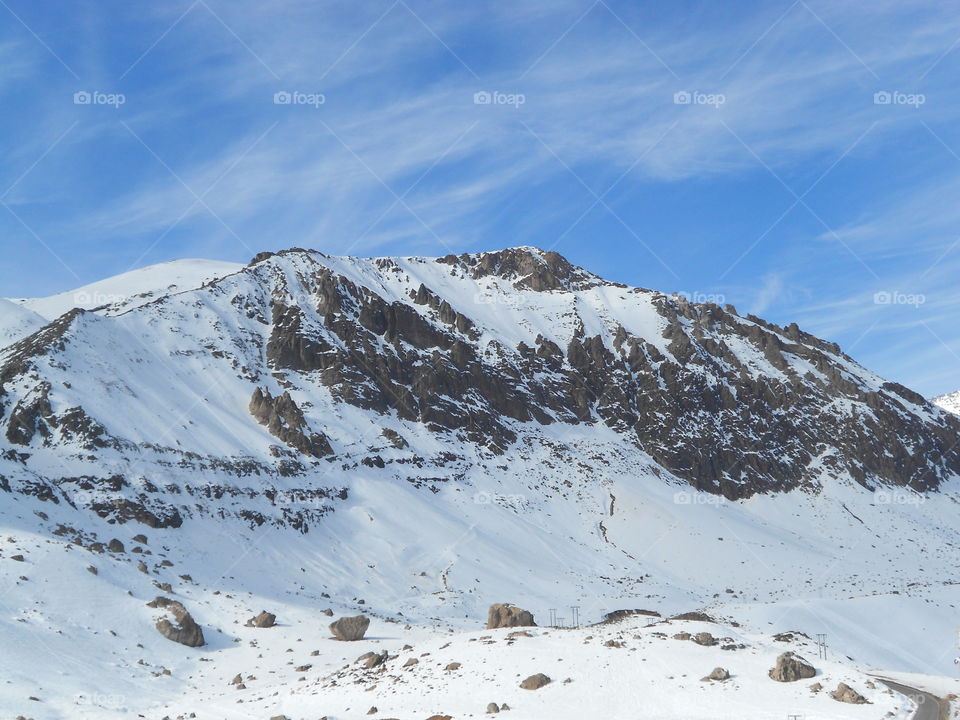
934, 390, 960, 415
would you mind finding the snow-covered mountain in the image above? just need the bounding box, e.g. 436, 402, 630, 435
2, 247, 959, 719
934, 389, 960, 415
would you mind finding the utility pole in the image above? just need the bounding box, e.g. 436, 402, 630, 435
548, 608, 557, 627
815, 634, 828, 660
571, 606, 580, 629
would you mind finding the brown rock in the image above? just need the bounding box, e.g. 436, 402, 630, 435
831, 682, 869, 704
330, 614, 370, 641
769, 652, 816, 682
246, 610, 276, 628
520, 673, 551, 690
487, 603, 536, 629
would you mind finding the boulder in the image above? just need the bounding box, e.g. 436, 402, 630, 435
692, 632, 717, 646
487, 603, 536, 629
107, 539, 125, 553
768, 652, 816, 682
704, 667, 729, 681
831, 682, 869, 704
246, 610, 276, 628
151, 597, 205, 647
330, 614, 370, 641
520, 673, 551, 690
487, 703, 500, 713
357, 650, 387, 669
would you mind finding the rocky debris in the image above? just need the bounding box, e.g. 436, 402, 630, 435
230, 674, 243, 685
810, 682, 823, 692
136, 561, 148, 574
403, 658, 419, 667
672, 632, 691, 641
768, 652, 816, 682
486, 703, 500, 713
245, 611, 276, 628
831, 682, 869, 704
367, 707, 377, 715
702, 667, 730, 681
330, 614, 370, 641
133, 534, 148, 544
520, 673, 551, 690
86, 565, 97, 575
10, 554, 25, 562
444, 662, 461, 671
149, 597, 205, 648
107, 538, 124, 553
321, 608, 334, 616
487, 603, 536, 629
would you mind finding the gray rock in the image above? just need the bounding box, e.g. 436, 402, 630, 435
520, 673, 551, 690
692, 632, 717, 646
487, 603, 536, 629
831, 682, 869, 704
245, 610, 276, 628
330, 614, 370, 641
107, 538, 124, 553
150, 597, 205, 647
486, 702, 500, 713
704, 667, 729, 681
768, 652, 816, 682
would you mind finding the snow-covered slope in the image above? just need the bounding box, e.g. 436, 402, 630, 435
0, 298, 46, 349
7, 257, 243, 320
2, 247, 959, 719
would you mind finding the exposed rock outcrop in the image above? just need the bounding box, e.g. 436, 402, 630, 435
149, 597, 205, 647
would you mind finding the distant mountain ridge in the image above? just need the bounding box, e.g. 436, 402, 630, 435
1, 246, 958, 531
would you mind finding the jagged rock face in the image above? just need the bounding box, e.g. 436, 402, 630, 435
831, 682, 869, 703
1, 245, 959, 529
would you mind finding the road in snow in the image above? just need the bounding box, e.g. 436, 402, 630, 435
879, 678, 947, 720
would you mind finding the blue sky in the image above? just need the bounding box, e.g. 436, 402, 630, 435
2, 0, 960, 395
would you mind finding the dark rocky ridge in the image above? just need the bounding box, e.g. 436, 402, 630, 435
1, 246, 959, 517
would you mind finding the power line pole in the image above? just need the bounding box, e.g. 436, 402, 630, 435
571, 606, 580, 629
815, 634, 828, 660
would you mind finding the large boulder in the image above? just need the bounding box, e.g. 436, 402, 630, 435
768, 652, 816, 682
486, 603, 536, 629
831, 682, 869, 704
246, 610, 276, 628
330, 614, 370, 641
149, 597, 205, 647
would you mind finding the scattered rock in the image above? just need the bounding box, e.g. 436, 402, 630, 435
11, 554, 24, 562
107, 539, 124, 553
320, 608, 334, 617
487, 603, 536, 629
133, 534, 148, 544
672, 632, 691, 641
444, 662, 461, 671
520, 673, 551, 690
367, 708, 377, 715
831, 682, 869, 704
136, 561, 148, 574
702, 667, 729, 681
330, 614, 370, 641
769, 652, 816, 682
810, 682, 823, 693
246, 611, 276, 628
357, 650, 388, 669
486, 702, 500, 713
403, 657, 419, 667
86, 565, 97, 575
